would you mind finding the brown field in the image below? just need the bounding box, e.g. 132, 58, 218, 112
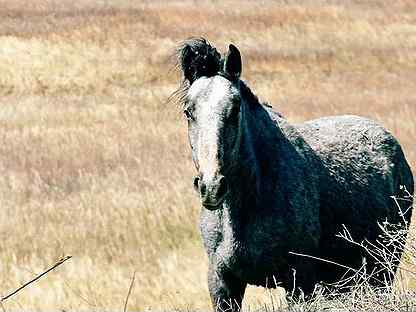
0, 0, 415, 310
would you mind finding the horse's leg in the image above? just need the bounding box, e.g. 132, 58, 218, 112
208, 263, 246, 312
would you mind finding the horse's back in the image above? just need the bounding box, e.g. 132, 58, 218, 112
293, 114, 413, 281
296, 115, 413, 203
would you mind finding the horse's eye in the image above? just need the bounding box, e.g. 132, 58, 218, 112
184, 108, 194, 121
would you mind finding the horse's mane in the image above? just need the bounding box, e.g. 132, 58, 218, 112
178, 38, 222, 84
239, 80, 270, 109
170, 38, 220, 107
172, 37, 267, 109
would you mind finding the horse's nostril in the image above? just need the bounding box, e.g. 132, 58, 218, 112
198, 175, 228, 205
200, 181, 207, 197
217, 176, 228, 198
193, 176, 200, 192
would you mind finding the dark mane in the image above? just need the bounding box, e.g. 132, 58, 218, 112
172, 38, 269, 111
239, 80, 264, 108
178, 38, 222, 84
170, 38, 222, 108
239, 80, 283, 117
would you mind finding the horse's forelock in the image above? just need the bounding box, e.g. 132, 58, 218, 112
178, 38, 222, 84
173, 39, 265, 110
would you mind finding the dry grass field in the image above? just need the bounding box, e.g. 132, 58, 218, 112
0, 0, 415, 310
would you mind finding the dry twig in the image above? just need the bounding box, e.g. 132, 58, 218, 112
1, 256, 72, 303
123, 271, 136, 312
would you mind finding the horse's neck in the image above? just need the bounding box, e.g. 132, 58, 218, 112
219, 133, 257, 243
238, 104, 283, 198
221, 104, 283, 232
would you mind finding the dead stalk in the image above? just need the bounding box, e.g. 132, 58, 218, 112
1, 256, 72, 303
123, 271, 136, 312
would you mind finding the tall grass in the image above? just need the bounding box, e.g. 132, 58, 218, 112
0, 1, 414, 310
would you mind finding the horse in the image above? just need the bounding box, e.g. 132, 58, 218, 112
175, 38, 414, 311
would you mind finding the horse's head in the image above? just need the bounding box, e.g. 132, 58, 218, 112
178, 39, 245, 210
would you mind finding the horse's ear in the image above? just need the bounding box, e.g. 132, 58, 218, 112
223, 44, 242, 80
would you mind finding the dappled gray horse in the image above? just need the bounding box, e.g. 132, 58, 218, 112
176, 38, 414, 311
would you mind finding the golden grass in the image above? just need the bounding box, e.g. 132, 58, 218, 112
0, 0, 414, 310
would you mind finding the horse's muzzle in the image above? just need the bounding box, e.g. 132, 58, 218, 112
194, 175, 229, 210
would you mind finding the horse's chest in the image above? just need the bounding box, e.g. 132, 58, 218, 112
214, 237, 287, 287
201, 213, 287, 285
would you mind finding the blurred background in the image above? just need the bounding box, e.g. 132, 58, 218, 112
0, 0, 414, 310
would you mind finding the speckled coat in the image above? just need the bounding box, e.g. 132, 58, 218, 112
200, 105, 413, 305
177, 38, 414, 311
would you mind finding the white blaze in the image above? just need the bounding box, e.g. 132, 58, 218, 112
188, 77, 232, 182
